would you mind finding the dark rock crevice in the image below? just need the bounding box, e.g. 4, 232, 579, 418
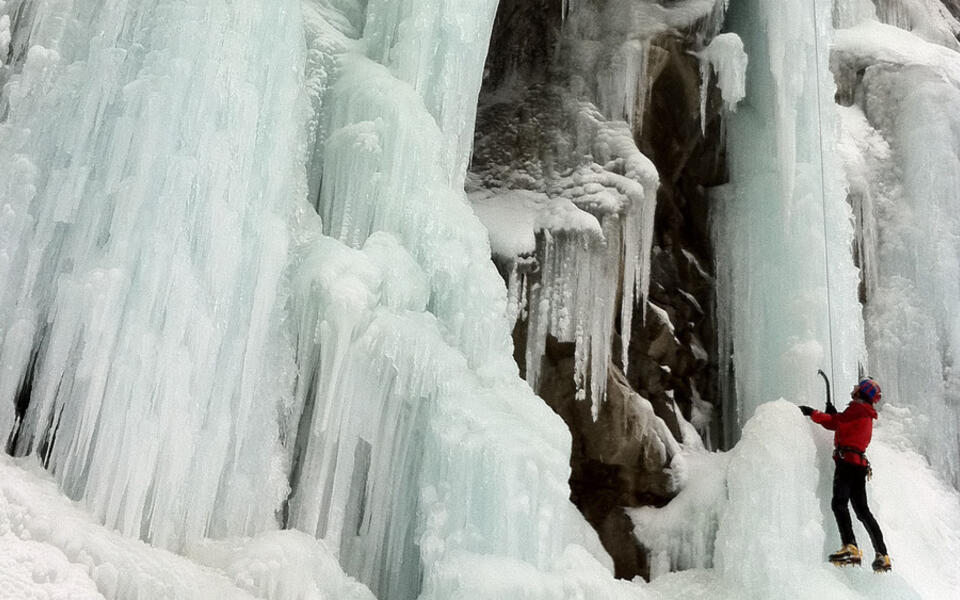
472, 0, 728, 580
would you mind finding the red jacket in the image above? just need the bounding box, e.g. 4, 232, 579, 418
810, 400, 877, 466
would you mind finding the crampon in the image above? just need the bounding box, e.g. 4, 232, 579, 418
871, 554, 892, 573
828, 544, 862, 567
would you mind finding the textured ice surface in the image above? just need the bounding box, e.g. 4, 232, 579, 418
832, 18, 960, 486
696, 33, 747, 132
631, 450, 730, 578
288, 1, 622, 597
0, 0, 308, 549
0, 1, 613, 597
871, 0, 960, 49
716, 0, 864, 432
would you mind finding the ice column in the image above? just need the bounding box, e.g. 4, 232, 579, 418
319, 1, 514, 375
716, 0, 864, 430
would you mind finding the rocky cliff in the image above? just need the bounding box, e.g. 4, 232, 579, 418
470, 0, 730, 579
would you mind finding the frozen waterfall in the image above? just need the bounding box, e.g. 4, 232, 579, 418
1, 0, 960, 599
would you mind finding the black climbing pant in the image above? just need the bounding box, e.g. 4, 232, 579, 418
832, 459, 887, 555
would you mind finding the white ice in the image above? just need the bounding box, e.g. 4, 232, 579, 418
0, 455, 374, 600
716, 0, 864, 429
832, 16, 960, 486
1, 0, 959, 599
696, 33, 748, 133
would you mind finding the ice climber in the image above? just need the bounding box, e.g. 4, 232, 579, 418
799, 377, 892, 573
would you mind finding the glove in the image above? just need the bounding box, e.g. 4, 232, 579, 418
799, 405, 814, 416
825, 401, 837, 415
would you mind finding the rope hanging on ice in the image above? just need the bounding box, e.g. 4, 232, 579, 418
810, 0, 838, 392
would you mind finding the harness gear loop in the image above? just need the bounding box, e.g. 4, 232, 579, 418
835, 445, 873, 480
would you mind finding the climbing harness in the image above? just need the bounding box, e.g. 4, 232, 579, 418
834, 445, 873, 479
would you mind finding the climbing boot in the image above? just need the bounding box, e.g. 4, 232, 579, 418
871, 554, 892, 573
828, 544, 862, 567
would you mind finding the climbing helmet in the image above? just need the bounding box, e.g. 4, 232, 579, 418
855, 377, 882, 403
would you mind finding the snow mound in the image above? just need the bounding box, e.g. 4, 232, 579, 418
0, 456, 373, 600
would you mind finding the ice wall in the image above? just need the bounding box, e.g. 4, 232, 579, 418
288, 1, 621, 597
716, 0, 864, 436
832, 15, 960, 486
0, 0, 306, 548
872, 0, 960, 49
0, 0, 621, 597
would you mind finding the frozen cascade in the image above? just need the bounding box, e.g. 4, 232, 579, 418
832, 17, 960, 485
716, 0, 864, 429
318, 50, 515, 378
0, 0, 307, 548
363, 0, 499, 191
0, 0, 959, 598
289, 1, 620, 597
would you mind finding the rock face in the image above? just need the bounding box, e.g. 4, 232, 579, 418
471, 0, 728, 580
631, 30, 726, 452
943, 0, 960, 21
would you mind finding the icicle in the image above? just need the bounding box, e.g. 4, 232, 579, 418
596, 39, 650, 128
588, 116, 659, 376
696, 33, 748, 135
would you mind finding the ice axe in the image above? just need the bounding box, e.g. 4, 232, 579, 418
817, 369, 837, 415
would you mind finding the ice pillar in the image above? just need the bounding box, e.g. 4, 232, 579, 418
716, 0, 864, 436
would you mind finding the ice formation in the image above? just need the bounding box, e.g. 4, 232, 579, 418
715, 0, 864, 431
0, 0, 307, 549
0, 0, 612, 597
0, 0, 959, 599
469, 85, 659, 412
561, 0, 728, 129
871, 0, 960, 49
696, 33, 748, 133
832, 17, 960, 486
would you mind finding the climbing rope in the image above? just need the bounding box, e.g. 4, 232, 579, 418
810, 0, 838, 393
